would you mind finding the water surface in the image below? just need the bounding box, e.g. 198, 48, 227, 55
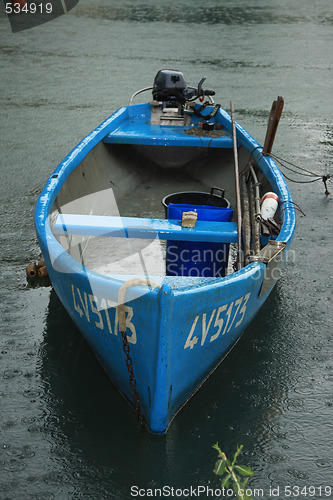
0, 1, 332, 498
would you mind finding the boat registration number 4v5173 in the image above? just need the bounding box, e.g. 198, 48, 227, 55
184, 292, 251, 349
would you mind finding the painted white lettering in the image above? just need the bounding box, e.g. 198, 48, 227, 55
226, 297, 243, 333
184, 292, 252, 350
184, 315, 199, 349
115, 305, 136, 344
210, 304, 227, 343
109, 299, 119, 336
235, 292, 251, 327
72, 284, 83, 317
125, 306, 137, 344
77, 288, 90, 322
100, 298, 113, 334
89, 294, 104, 330
71, 285, 136, 342
201, 309, 216, 345
222, 301, 234, 335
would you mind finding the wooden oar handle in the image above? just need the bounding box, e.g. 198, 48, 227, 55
263, 96, 284, 155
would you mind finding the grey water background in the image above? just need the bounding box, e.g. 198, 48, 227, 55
0, 0, 332, 498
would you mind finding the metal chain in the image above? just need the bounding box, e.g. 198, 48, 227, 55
120, 329, 144, 428
117, 279, 161, 430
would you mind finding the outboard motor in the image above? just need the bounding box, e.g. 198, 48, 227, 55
152, 69, 216, 108
153, 69, 187, 106
150, 70, 218, 130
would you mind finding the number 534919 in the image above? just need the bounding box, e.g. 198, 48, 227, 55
5, 3, 53, 14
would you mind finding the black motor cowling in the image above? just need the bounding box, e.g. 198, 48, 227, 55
152, 69, 216, 107
152, 69, 187, 105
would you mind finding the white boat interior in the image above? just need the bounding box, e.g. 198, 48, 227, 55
51, 139, 273, 281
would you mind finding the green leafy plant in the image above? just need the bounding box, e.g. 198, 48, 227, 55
213, 443, 254, 500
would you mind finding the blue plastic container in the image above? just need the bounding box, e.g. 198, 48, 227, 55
166, 203, 233, 277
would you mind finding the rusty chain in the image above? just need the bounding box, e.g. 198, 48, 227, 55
117, 279, 161, 430
120, 329, 144, 428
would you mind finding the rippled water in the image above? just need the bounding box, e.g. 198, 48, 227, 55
1, 0, 332, 498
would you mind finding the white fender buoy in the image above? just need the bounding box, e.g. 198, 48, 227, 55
260, 192, 279, 220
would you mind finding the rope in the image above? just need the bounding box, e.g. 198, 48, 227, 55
240, 147, 331, 196
267, 152, 323, 178
279, 201, 307, 217
266, 153, 331, 195
117, 278, 161, 332
240, 146, 263, 177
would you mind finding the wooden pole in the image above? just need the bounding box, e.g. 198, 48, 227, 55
230, 101, 243, 270
263, 96, 284, 155
249, 179, 261, 255
240, 175, 251, 264
241, 95, 284, 175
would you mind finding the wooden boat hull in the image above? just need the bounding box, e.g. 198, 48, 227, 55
35, 102, 296, 433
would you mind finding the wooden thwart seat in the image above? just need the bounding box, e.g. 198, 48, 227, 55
53, 214, 238, 243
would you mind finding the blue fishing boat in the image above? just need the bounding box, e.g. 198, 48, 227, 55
35, 70, 296, 434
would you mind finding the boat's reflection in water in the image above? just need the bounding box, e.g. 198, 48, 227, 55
39, 283, 293, 492
39, 289, 160, 495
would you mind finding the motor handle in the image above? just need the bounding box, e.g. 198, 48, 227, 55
203, 89, 215, 96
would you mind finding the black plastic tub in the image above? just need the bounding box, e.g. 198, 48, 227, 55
162, 187, 230, 217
